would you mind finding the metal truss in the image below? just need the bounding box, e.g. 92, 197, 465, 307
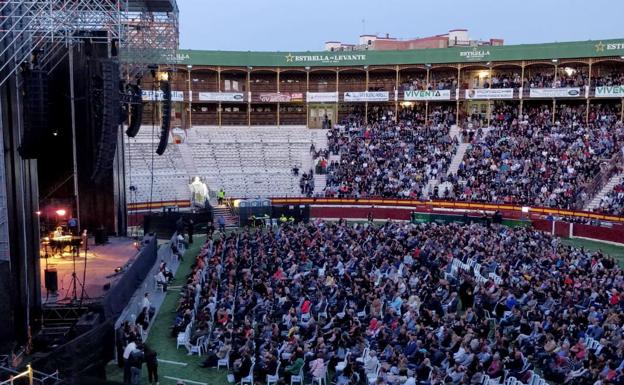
0, 0, 179, 87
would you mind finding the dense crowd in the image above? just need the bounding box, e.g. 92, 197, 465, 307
444, 104, 624, 207
597, 175, 624, 216
322, 108, 457, 198
181, 220, 624, 385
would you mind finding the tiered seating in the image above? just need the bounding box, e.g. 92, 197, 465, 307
186, 126, 327, 198
124, 125, 327, 202
124, 130, 191, 203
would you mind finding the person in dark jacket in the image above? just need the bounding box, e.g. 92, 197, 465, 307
144, 344, 158, 385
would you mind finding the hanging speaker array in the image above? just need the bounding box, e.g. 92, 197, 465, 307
156, 80, 171, 156
91, 59, 120, 182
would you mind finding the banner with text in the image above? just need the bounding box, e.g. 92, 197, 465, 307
344, 91, 389, 102
306, 92, 338, 103
258, 92, 304, 102
465, 88, 513, 100
142, 90, 184, 102
198, 92, 245, 102
529, 88, 582, 98
403, 90, 451, 101
595, 86, 624, 98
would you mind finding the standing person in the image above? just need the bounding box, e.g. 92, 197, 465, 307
205, 221, 215, 239
144, 344, 158, 385
217, 215, 226, 233
186, 219, 194, 244
217, 188, 225, 205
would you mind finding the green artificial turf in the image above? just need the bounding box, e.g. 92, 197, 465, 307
106, 235, 230, 385
561, 237, 624, 268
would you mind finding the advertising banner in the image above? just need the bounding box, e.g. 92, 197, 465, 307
306, 92, 338, 103
142, 90, 184, 101
464, 88, 514, 100
529, 88, 582, 98
595, 86, 624, 98
344, 91, 389, 102
258, 92, 304, 102
403, 90, 451, 101
198, 92, 245, 102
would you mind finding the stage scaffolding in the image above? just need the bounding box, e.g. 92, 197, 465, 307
0, 0, 179, 87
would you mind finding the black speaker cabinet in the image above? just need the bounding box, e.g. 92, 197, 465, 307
44, 268, 58, 292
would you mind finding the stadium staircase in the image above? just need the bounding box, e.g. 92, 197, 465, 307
424, 125, 466, 198
176, 141, 198, 176
584, 171, 624, 211
212, 204, 240, 228
446, 142, 470, 177
313, 174, 327, 195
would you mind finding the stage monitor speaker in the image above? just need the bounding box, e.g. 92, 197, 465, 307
44, 268, 58, 292
19, 70, 49, 159
94, 228, 107, 245
156, 81, 171, 155
91, 59, 121, 182
125, 85, 143, 137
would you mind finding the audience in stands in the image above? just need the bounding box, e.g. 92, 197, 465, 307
181, 220, 624, 385
445, 104, 624, 207
323, 108, 457, 199
597, 175, 624, 216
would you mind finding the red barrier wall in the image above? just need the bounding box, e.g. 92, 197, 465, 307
573, 223, 624, 244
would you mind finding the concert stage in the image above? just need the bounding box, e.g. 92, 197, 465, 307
40, 237, 139, 303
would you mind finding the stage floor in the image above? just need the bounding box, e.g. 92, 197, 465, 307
40, 236, 139, 304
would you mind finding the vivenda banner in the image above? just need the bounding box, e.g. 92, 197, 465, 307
595, 86, 624, 98
529, 88, 582, 98
344, 91, 389, 102
258, 92, 303, 102
142, 90, 184, 102
465, 88, 514, 100
306, 92, 338, 103
198, 92, 245, 102
403, 90, 451, 101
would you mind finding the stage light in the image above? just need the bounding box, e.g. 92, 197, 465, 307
157, 71, 169, 82
35, 211, 41, 215
55, 209, 66, 216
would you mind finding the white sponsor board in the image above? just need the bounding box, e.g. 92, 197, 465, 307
464, 88, 513, 100
403, 90, 451, 101
198, 92, 245, 102
595, 86, 624, 98
142, 90, 184, 101
344, 91, 389, 102
529, 88, 582, 98
306, 92, 338, 103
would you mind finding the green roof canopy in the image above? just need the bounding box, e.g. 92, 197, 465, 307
167, 39, 624, 68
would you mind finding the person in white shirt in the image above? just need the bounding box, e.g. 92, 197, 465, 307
141, 293, 151, 311
123, 341, 137, 360
364, 350, 379, 375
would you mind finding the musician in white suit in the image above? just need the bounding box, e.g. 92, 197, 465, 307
188, 176, 208, 209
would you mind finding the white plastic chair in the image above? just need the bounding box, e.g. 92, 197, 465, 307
217, 351, 230, 370
335, 351, 350, 373
176, 324, 191, 349
355, 347, 369, 364
313, 363, 328, 385
189, 335, 206, 355
266, 361, 281, 385
290, 365, 304, 385
366, 363, 380, 384
240, 360, 255, 385
318, 303, 328, 319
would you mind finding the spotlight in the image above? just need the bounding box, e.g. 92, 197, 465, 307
55, 209, 66, 217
